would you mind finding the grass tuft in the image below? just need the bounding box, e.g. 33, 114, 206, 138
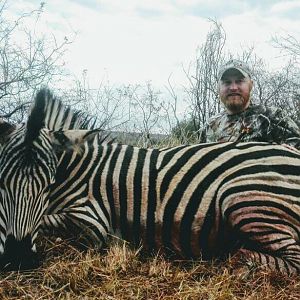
0, 237, 299, 299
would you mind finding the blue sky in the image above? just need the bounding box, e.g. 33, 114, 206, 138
6, 0, 300, 88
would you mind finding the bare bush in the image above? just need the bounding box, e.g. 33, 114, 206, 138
272, 33, 300, 60
183, 20, 226, 134
0, 1, 72, 122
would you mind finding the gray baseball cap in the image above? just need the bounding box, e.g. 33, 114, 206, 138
218, 59, 252, 81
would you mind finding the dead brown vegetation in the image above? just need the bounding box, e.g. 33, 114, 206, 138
0, 237, 299, 300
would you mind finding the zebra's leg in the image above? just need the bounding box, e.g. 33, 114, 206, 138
231, 242, 300, 275
41, 210, 110, 250
224, 201, 300, 275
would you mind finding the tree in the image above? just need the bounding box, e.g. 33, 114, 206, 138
183, 20, 226, 135
271, 33, 300, 122
272, 33, 300, 60
0, 1, 72, 122
129, 82, 163, 147
60, 70, 135, 131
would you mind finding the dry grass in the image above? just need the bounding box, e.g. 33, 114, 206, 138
0, 237, 299, 300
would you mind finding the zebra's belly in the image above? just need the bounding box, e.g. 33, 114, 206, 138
146, 211, 232, 259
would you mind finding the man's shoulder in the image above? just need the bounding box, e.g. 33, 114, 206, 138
245, 104, 267, 114
247, 104, 284, 116
207, 111, 227, 125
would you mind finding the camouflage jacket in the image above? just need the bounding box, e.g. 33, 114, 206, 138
200, 104, 300, 149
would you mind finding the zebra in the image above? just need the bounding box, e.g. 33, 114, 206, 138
0, 89, 300, 275
42, 136, 300, 275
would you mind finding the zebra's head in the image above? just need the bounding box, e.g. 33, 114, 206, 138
0, 89, 98, 270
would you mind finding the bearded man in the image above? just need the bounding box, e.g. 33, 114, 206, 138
200, 59, 300, 149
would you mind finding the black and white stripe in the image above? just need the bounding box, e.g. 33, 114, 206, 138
42, 137, 300, 274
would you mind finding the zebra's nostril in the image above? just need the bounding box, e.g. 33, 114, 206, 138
0, 234, 39, 271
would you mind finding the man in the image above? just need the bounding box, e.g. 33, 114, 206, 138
200, 59, 300, 149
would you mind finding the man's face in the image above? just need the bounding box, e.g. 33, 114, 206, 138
218, 69, 253, 114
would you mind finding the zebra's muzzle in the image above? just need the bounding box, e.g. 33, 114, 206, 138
0, 234, 39, 271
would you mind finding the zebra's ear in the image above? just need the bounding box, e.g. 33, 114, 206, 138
50, 129, 100, 152
0, 119, 16, 145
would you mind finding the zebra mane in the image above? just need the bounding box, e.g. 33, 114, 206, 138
25, 88, 96, 145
